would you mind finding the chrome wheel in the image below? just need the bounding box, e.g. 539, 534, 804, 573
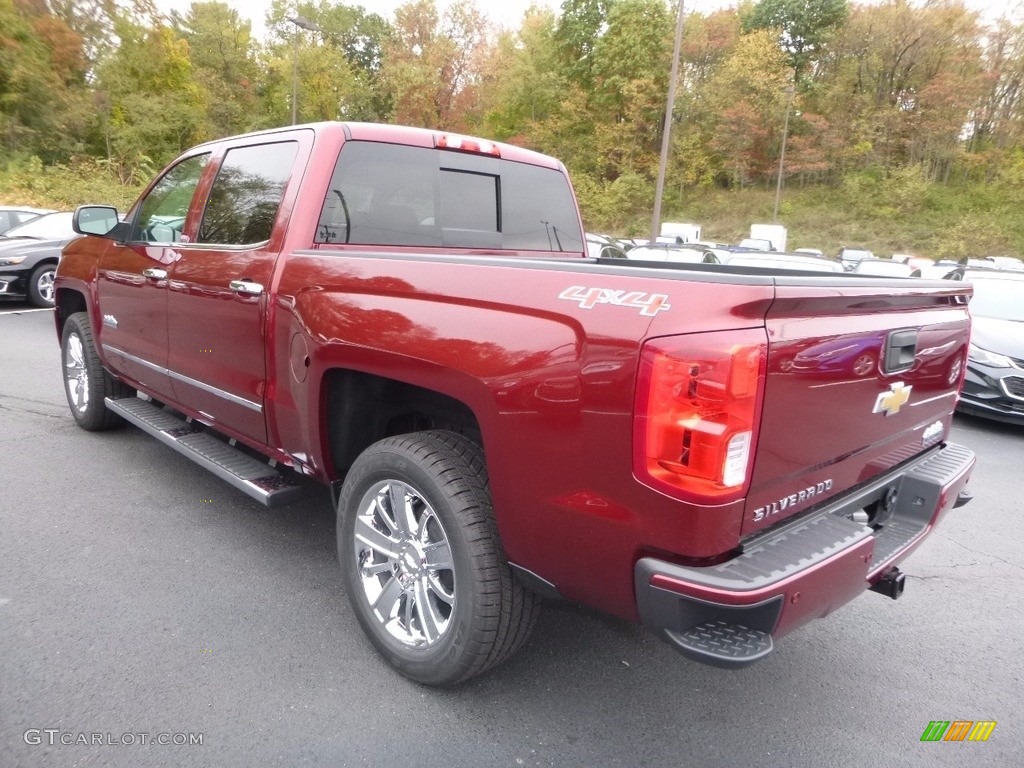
64, 332, 89, 413
60, 312, 132, 430
338, 432, 539, 685
352, 479, 456, 648
37, 269, 55, 303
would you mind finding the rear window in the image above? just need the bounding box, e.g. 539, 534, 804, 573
316, 141, 582, 252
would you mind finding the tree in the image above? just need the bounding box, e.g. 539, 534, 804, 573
477, 8, 564, 141
702, 29, 792, 187
94, 18, 205, 182
553, 0, 611, 89
0, 0, 90, 160
591, 0, 671, 115
381, 0, 491, 129
967, 16, 1024, 180
47, 0, 160, 71
742, 0, 847, 78
813, 0, 983, 176
255, 0, 393, 127
172, 2, 259, 139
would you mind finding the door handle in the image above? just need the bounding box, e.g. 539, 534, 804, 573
142, 267, 167, 280
230, 279, 264, 296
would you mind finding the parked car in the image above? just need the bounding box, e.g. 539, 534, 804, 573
719, 251, 845, 273
852, 259, 914, 277
959, 257, 998, 269
838, 246, 874, 270
957, 270, 1024, 426
983, 256, 1024, 272
0, 211, 83, 307
737, 237, 775, 251
793, 247, 824, 257
0, 206, 54, 235
913, 265, 959, 279
623, 244, 720, 263
586, 232, 627, 259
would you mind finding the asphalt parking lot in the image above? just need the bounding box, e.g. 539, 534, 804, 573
1, 301, 1021, 767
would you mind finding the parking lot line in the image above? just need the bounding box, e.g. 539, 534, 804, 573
0, 308, 54, 315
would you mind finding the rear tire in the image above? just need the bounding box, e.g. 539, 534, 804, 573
28, 263, 56, 308
337, 430, 540, 685
61, 312, 134, 430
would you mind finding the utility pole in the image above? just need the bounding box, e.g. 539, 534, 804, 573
773, 81, 796, 223
290, 16, 317, 125
650, 0, 686, 244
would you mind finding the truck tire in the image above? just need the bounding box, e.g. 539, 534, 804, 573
28, 263, 57, 308
61, 312, 134, 430
337, 430, 540, 686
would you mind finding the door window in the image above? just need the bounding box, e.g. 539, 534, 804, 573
133, 154, 209, 243
197, 142, 298, 246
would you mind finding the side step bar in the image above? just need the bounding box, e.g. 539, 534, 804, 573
105, 397, 303, 507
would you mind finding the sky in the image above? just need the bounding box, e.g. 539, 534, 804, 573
152, 0, 1022, 42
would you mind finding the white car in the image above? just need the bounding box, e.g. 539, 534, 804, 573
0, 206, 54, 235
625, 245, 719, 263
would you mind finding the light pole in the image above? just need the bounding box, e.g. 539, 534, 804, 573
773, 82, 795, 223
650, 0, 686, 244
290, 15, 317, 125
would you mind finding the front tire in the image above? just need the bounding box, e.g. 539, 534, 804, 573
28, 263, 56, 308
61, 312, 134, 430
337, 431, 539, 685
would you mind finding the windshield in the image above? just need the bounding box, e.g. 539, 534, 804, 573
969, 278, 1024, 321
2, 211, 75, 239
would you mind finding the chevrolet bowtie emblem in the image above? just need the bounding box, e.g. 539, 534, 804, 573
873, 382, 912, 416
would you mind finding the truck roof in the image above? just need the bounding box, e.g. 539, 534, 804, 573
189, 121, 564, 171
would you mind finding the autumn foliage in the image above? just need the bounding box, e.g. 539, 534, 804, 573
3, 0, 1024, 254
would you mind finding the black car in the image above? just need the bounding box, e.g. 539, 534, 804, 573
0, 211, 77, 308
957, 270, 1024, 426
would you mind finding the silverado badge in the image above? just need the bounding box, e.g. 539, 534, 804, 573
873, 382, 912, 417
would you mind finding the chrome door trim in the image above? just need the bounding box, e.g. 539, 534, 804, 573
102, 344, 263, 413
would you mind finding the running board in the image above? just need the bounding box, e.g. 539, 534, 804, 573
105, 397, 303, 507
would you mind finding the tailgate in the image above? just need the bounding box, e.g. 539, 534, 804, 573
744, 279, 971, 536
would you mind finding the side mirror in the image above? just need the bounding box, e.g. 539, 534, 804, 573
73, 205, 125, 239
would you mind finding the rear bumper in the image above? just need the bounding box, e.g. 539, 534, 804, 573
635, 442, 975, 668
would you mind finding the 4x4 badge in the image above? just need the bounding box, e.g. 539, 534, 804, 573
558, 286, 670, 316
873, 382, 912, 416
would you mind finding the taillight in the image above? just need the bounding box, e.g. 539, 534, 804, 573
434, 133, 502, 157
634, 329, 767, 503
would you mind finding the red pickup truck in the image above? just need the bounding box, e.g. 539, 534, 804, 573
55, 122, 975, 685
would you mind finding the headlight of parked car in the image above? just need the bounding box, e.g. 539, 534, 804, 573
968, 342, 1012, 368
0, 255, 28, 266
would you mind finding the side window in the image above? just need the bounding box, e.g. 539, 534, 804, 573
499, 162, 583, 252
133, 154, 209, 243
197, 141, 298, 246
